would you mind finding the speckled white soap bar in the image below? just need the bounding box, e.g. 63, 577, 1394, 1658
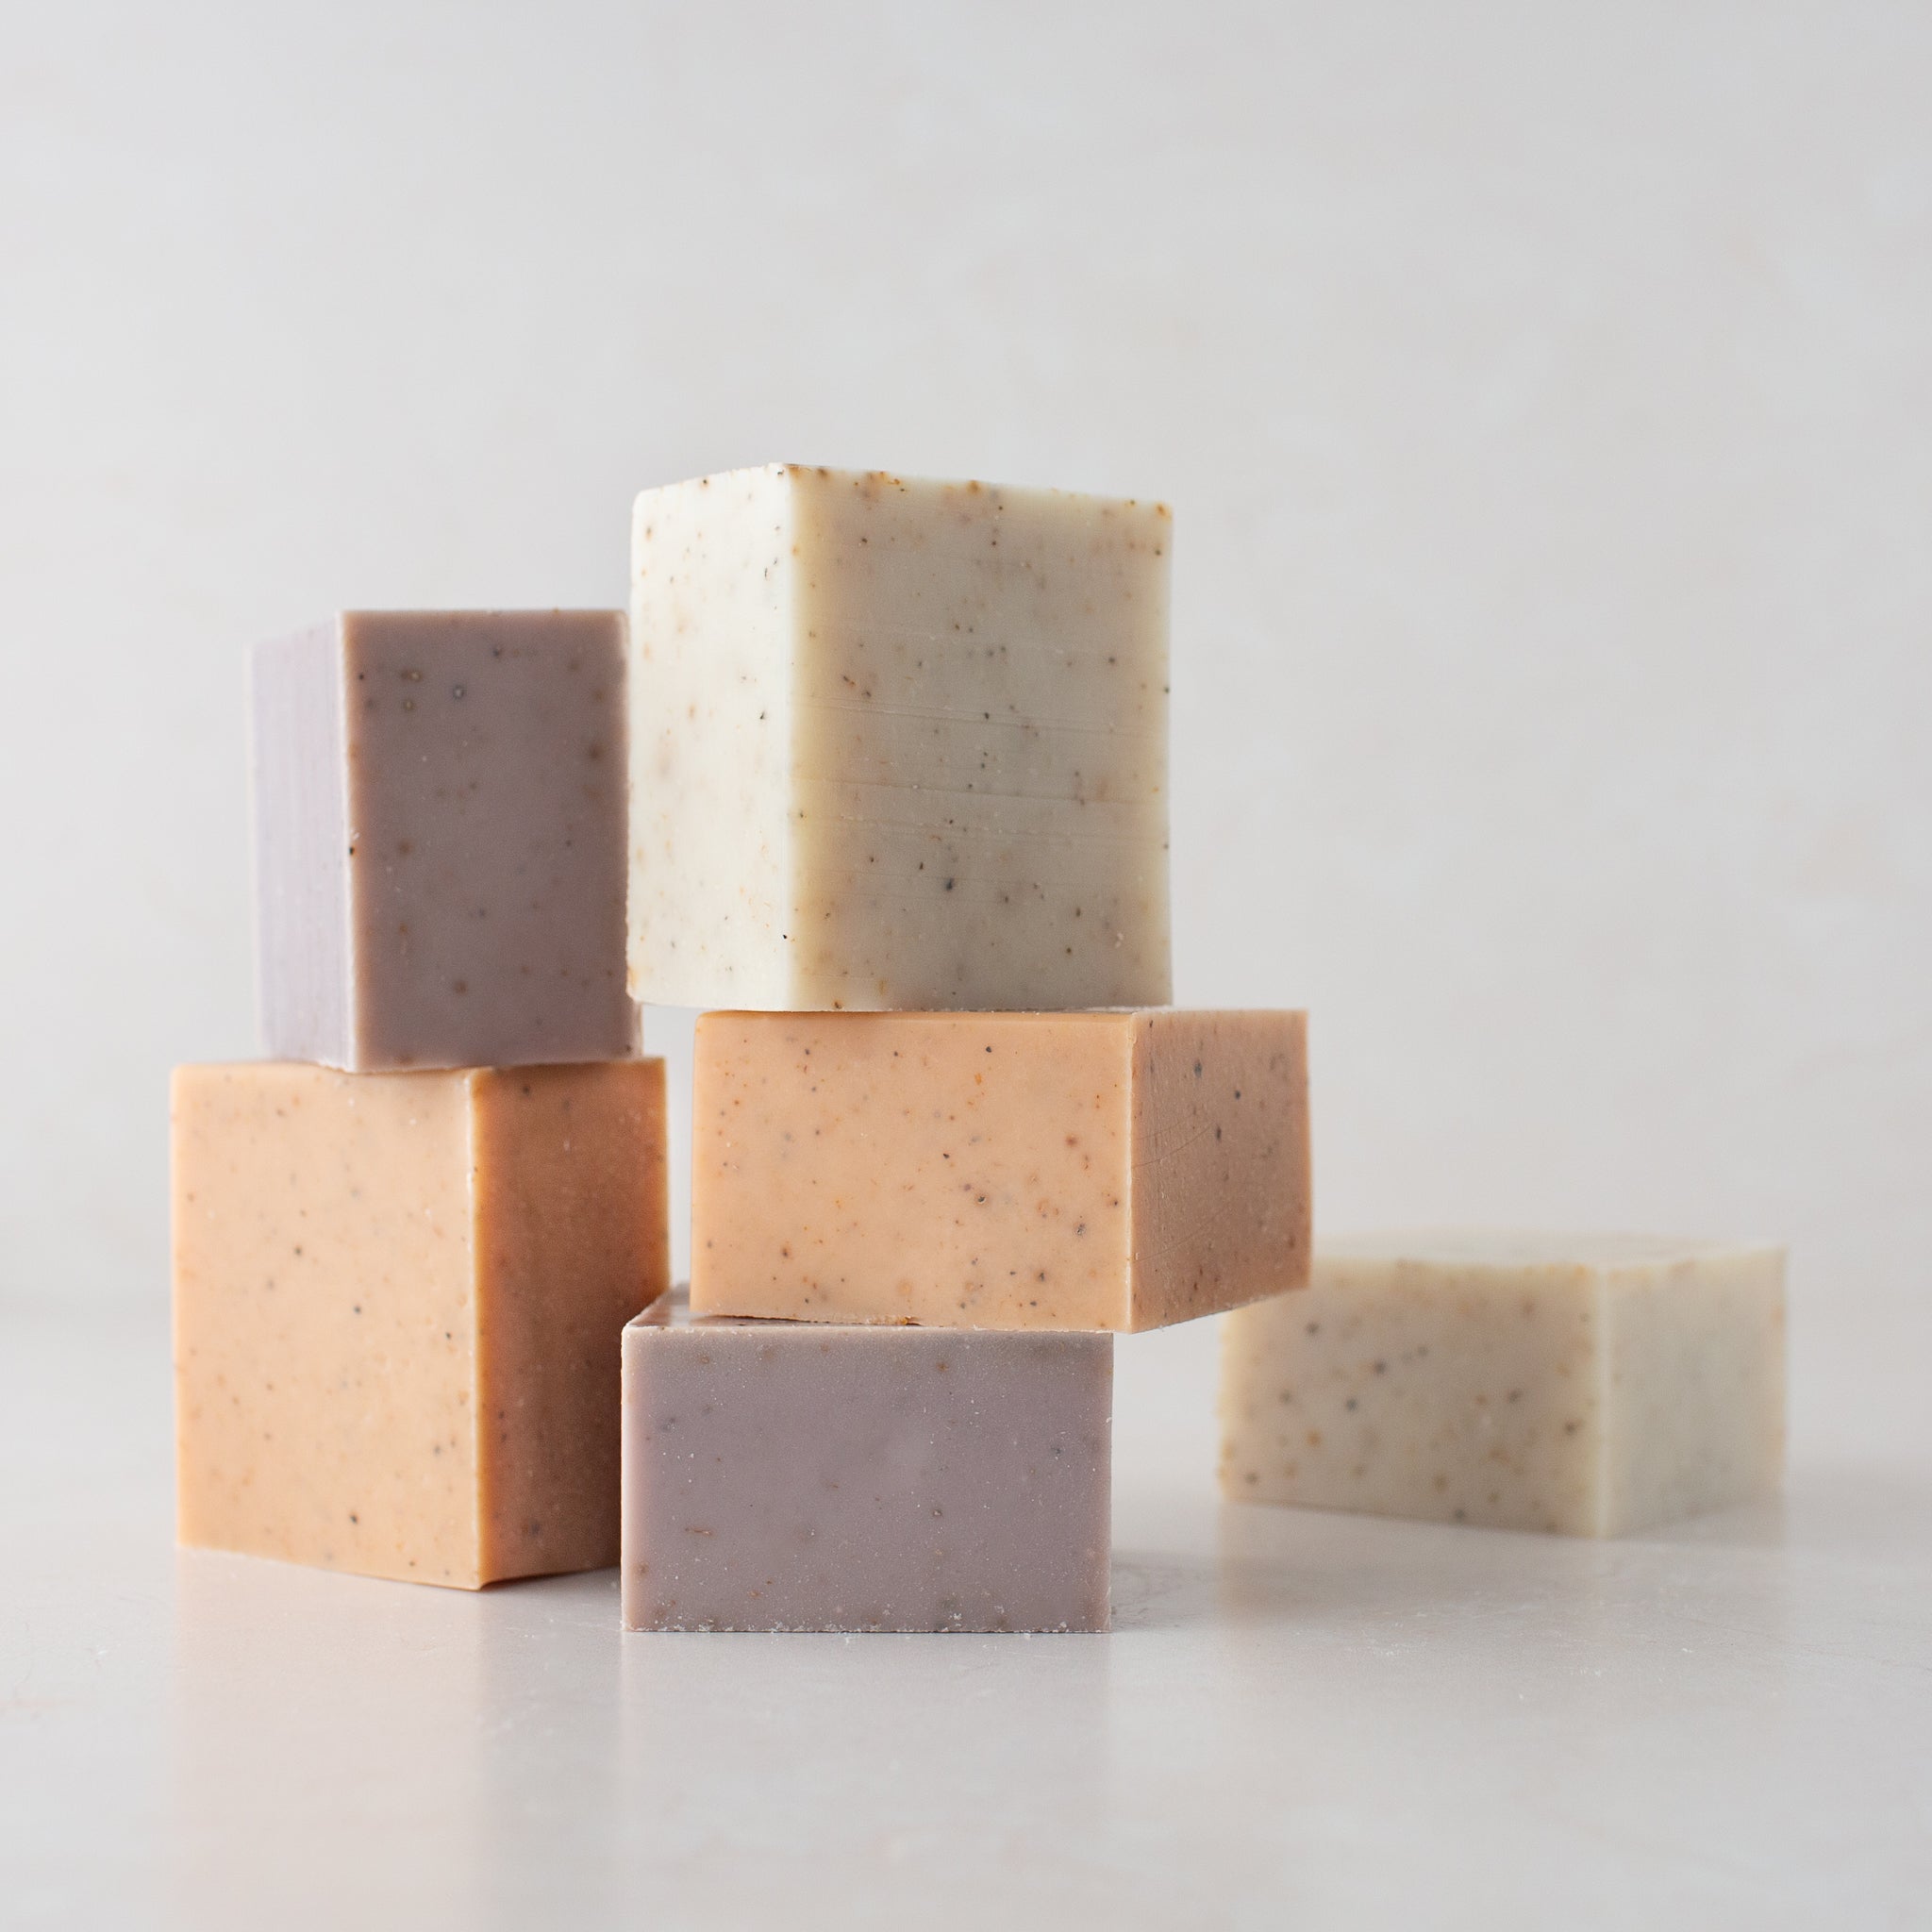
1219, 1233, 1786, 1538
626, 464, 1170, 1012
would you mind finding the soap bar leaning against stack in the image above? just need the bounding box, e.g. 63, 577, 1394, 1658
691, 1008, 1309, 1330
622, 1295, 1112, 1632
627, 465, 1171, 1012
252, 609, 637, 1072
1218, 1233, 1786, 1538
173, 1059, 669, 1588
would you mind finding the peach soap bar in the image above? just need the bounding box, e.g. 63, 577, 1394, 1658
1219, 1233, 1786, 1538
627, 465, 1171, 1012
251, 610, 637, 1072
692, 1008, 1309, 1331
173, 1060, 669, 1588
623, 1296, 1111, 1632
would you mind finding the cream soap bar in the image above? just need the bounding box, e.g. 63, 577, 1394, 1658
252, 610, 636, 1072
1219, 1233, 1786, 1538
173, 1059, 669, 1588
622, 1296, 1111, 1632
691, 1008, 1309, 1331
628, 465, 1171, 1011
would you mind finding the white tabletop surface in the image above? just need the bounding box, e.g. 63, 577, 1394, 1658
4, 1299, 1928, 1931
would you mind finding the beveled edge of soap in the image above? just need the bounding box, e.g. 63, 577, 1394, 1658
692, 1005, 1299, 1025
625, 1290, 1121, 1351
331, 607, 625, 628
256, 610, 627, 654
1313, 1231, 1787, 1276
629, 462, 1173, 525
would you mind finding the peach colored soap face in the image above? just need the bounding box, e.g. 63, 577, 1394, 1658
173, 1060, 669, 1588
691, 1008, 1309, 1331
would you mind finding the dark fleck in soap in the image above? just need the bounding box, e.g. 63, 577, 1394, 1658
251, 610, 636, 1071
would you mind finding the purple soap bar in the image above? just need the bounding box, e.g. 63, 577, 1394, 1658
621, 1296, 1112, 1633
250, 611, 637, 1072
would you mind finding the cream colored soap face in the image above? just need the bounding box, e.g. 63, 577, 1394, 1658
1219, 1233, 1786, 1538
172, 1060, 669, 1588
628, 465, 1171, 1011
691, 1008, 1309, 1332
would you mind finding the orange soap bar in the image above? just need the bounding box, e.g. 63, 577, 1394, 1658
692, 1009, 1309, 1331
173, 1060, 668, 1588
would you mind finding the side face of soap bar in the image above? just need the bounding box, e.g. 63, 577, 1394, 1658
1597, 1241, 1789, 1535
173, 1059, 669, 1588
1218, 1233, 1786, 1538
622, 1301, 1112, 1632
690, 1008, 1308, 1331
628, 464, 1171, 1012
252, 610, 638, 1072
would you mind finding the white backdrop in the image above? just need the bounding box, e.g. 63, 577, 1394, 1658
3, 2, 1926, 1468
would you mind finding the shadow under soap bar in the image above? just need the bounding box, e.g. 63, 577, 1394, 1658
252, 610, 636, 1072
691, 1008, 1309, 1331
173, 1059, 669, 1588
1219, 1232, 1786, 1538
622, 1297, 1112, 1632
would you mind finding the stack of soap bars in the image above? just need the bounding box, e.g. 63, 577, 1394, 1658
171, 463, 1785, 1628
174, 610, 670, 1589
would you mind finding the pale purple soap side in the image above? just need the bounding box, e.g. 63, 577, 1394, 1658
249, 611, 639, 1072
251, 624, 351, 1065
621, 1301, 1113, 1633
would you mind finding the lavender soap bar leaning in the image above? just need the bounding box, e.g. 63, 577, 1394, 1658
622, 1295, 1112, 1632
251, 610, 637, 1071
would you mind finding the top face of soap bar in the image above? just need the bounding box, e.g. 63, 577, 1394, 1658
691, 1008, 1309, 1331
628, 465, 1171, 1011
251, 611, 637, 1072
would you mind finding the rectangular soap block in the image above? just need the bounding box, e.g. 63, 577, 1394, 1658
1219, 1233, 1786, 1537
628, 464, 1171, 1011
622, 1296, 1112, 1632
252, 609, 637, 1071
691, 1008, 1309, 1331
173, 1059, 669, 1587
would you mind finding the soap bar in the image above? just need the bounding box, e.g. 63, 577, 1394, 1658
691, 1008, 1308, 1331
622, 1295, 1111, 1632
173, 1059, 669, 1588
1219, 1233, 1786, 1537
627, 465, 1171, 1011
251, 610, 637, 1071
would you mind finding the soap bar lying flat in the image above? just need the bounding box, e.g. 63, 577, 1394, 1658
1219, 1233, 1786, 1538
622, 1296, 1111, 1631
173, 1059, 668, 1588
691, 1008, 1308, 1331
628, 465, 1171, 1011
252, 610, 636, 1071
